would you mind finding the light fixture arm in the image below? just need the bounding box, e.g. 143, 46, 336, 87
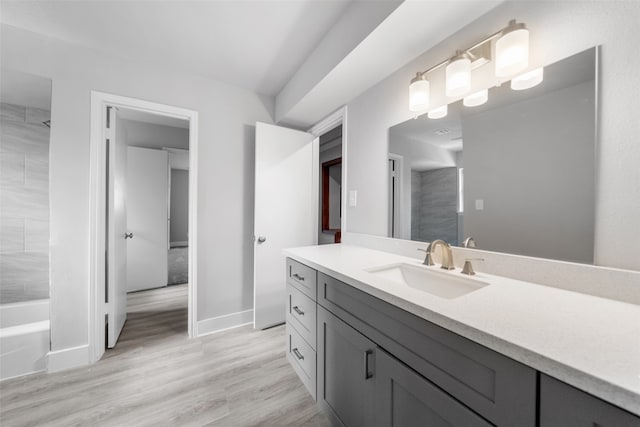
413, 19, 523, 78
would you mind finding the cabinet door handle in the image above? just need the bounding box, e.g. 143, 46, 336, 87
364, 349, 373, 380
292, 348, 304, 360
292, 306, 304, 316
292, 273, 305, 281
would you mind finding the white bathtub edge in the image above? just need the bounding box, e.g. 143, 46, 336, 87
0, 320, 49, 339
48, 344, 90, 373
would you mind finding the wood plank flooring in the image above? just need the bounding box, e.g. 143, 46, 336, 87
0, 284, 330, 426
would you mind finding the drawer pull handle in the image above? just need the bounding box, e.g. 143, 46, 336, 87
293, 306, 304, 316
293, 348, 304, 360
364, 349, 373, 380
292, 273, 305, 281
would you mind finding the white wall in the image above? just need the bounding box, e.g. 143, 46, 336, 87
1, 24, 273, 355
345, 1, 640, 271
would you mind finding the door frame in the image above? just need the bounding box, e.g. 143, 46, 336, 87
388, 153, 404, 238
308, 106, 348, 233
88, 91, 199, 362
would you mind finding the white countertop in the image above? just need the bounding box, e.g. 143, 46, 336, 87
284, 244, 640, 416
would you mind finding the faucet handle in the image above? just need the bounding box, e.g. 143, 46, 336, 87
461, 258, 484, 275
417, 247, 435, 266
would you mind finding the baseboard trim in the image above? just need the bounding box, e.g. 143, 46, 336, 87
47, 344, 89, 373
197, 309, 253, 337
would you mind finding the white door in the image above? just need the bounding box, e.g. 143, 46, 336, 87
126, 147, 169, 292
106, 107, 127, 348
254, 122, 317, 329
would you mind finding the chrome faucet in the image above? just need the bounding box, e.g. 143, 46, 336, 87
419, 239, 455, 270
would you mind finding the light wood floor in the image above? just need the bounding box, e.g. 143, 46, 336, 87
0, 284, 330, 426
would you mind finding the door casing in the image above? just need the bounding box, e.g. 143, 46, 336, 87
88, 91, 199, 363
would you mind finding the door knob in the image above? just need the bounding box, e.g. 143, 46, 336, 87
257, 236, 267, 243
124, 232, 134, 239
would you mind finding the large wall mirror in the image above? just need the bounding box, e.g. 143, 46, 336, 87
388, 47, 597, 264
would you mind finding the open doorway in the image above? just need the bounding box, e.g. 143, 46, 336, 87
107, 108, 190, 352
89, 92, 198, 363
318, 125, 342, 245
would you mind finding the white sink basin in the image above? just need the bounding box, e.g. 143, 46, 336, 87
366, 262, 489, 299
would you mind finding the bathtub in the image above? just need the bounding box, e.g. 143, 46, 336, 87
0, 299, 50, 381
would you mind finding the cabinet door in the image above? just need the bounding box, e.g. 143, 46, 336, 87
317, 306, 376, 427
375, 349, 492, 427
540, 374, 640, 427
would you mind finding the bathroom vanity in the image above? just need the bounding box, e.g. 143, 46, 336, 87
284, 245, 640, 427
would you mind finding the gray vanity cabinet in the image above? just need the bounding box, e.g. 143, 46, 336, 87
285, 258, 640, 426
317, 271, 536, 426
539, 375, 640, 427
317, 306, 376, 427
285, 258, 318, 400
375, 349, 492, 427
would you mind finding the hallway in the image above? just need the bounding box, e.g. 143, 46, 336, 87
0, 285, 329, 426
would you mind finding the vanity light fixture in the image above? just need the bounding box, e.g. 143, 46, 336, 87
445, 51, 471, 97
511, 67, 544, 90
463, 89, 488, 107
409, 73, 430, 112
428, 105, 448, 119
495, 20, 529, 77
408, 19, 531, 113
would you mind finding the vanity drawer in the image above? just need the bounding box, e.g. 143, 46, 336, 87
286, 283, 316, 349
286, 323, 316, 400
286, 258, 317, 300
317, 271, 536, 427
540, 374, 640, 426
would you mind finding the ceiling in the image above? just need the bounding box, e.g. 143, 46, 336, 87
0, 0, 352, 97
0, 1, 507, 127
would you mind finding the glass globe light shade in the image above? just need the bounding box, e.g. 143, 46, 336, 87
495, 21, 529, 78
409, 74, 430, 112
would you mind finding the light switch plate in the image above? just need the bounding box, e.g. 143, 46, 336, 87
475, 199, 484, 210
349, 190, 357, 207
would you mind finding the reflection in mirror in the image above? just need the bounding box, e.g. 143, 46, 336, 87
388, 47, 597, 264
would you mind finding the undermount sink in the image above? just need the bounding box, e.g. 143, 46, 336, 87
366, 262, 489, 299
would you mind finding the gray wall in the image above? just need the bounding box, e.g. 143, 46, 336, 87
0, 103, 50, 303
170, 169, 189, 246
1, 23, 273, 355
345, 1, 640, 271
411, 168, 458, 245
463, 81, 594, 263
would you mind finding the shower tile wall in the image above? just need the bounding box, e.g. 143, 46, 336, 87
0, 103, 50, 304
411, 167, 458, 245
